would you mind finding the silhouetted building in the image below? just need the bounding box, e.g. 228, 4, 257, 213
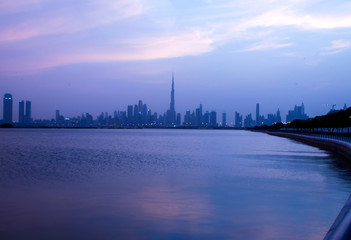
142, 104, 147, 125
133, 104, 139, 125
127, 105, 133, 126
55, 110, 64, 125
255, 103, 265, 126
265, 109, 282, 126
147, 109, 152, 125
235, 112, 243, 128
19, 100, 25, 123
138, 100, 143, 115
167, 73, 176, 126
244, 113, 255, 127
195, 104, 203, 127
203, 111, 209, 127
152, 112, 158, 125
3, 93, 13, 124
25, 101, 31, 123
286, 103, 309, 122
209, 111, 217, 127
277, 109, 281, 123
222, 112, 227, 127
176, 113, 181, 126
97, 112, 106, 126
86, 113, 93, 126
266, 114, 275, 125
183, 110, 192, 126
120, 111, 128, 126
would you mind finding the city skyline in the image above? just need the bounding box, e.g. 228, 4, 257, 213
0, 1, 350, 121
0, 72, 347, 126
1, 75, 337, 127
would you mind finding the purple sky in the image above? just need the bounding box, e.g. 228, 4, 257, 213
1, 0, 351, 123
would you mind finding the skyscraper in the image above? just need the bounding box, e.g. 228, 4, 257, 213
176, 113, 181, 126
244, 113, 254, 127
235, 111, 243, 128
142, 104, 147, 125
256, 103, 260, 125
127, 105, 133, 125
183, 110, 192, 126
25, 101, 31, 123
209, 111, 217, 127
195, 104, 203, 127
222, 112, 227, 127
286, 103, 309, 122
3, 93, 13, 124
203, 111, 209, 127
19, 100, 25, 123
168, 72, 176, 125
276, 109, 281, 123
138, 100, 143, 115
133, 104, 139, 125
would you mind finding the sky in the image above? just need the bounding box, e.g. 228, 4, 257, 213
1, 0, 351, 123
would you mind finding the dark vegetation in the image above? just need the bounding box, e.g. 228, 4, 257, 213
254, 107, 351, 133
288, 107, 351, 132
0, 123, 14, 128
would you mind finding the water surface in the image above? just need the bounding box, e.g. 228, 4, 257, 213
0, 129, 351, 239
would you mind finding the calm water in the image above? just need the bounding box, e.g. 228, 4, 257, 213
1, 129, 351, 240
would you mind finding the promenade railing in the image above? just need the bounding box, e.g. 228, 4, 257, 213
268, 129, 351, 144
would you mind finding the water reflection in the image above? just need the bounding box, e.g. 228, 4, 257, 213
1, 129, 351, 239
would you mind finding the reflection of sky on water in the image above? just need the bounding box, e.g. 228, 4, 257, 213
0, 174, 342, 239
1, 176, 214, 239
1, 129, 351, 239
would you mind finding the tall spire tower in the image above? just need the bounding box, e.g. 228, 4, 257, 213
170, 72, 175, 113
168, 72, 176, 125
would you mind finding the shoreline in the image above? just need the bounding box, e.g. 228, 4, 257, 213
264, 131, 351, 163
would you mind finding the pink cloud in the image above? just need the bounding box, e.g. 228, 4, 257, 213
0, 31, 214, 74
0, 0, 146, 43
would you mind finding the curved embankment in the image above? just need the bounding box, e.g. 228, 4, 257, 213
265, 131, 351, 163
264, 131, 351, 240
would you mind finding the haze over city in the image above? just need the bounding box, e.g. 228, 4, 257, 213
1, 0, 351, 120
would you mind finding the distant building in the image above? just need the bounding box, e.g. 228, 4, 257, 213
133, 104, 139, 125
25, 101, 32, 123
195, 104, 203, 127
142, 104, 147, 125
55, 110, 64, 125
183, 110, 192, 126
276, 109, 281, 123
255, 103, 265, 126
209, 111, 217, 127
265, 109, 282, 126
176, 113, 181, 126
127, 105, 133, 126
167, 73, 176, 126
222, 112, 227, 127
203, 111, 209, 127
138, 100, 143, 115
286, 103, 309, 122
244, 113, 255, 128
235, 112, 243, 128
19, 100, 25, 123
3, 93, 13, 124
